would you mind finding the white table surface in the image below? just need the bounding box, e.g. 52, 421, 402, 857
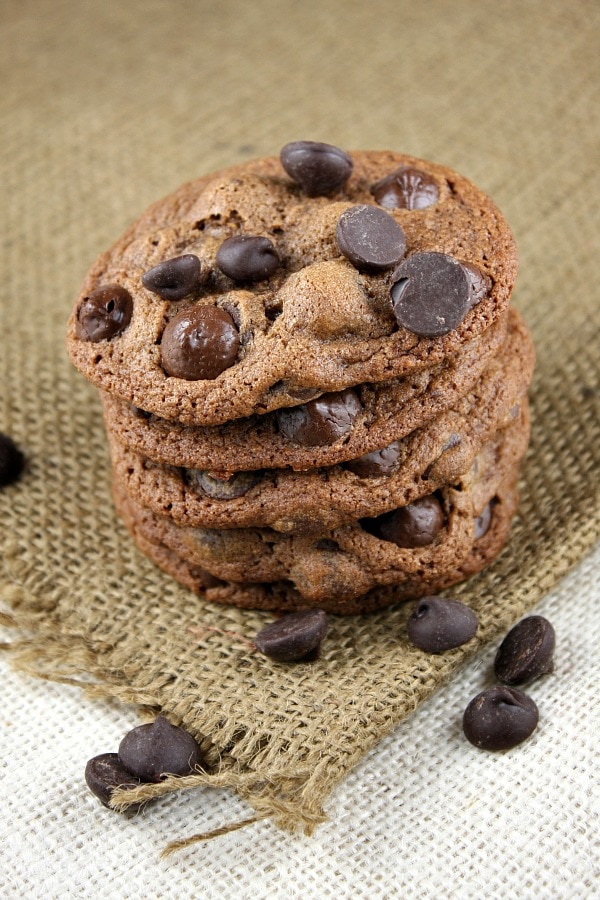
2, 543, 599, 900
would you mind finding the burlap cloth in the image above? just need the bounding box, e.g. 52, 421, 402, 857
1, 0, 598, 866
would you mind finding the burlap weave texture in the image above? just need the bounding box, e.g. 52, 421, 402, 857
1, 0, 599, 845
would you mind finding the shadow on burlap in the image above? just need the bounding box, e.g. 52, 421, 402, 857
1, 0, 599, 851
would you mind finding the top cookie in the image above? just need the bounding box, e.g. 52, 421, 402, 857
67, 145, 518, 425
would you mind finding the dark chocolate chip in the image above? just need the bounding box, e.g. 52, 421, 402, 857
187, 468, 262, 499
461, 262, 492, 309
118, 716, 202, 782
462, 686, 539, 751
76, 285, 133, 342
345, 440, 402, 477
0, 432, 25, 487
161, 306, 240, 380
494, 616, 556, 686
280, 141, 353, 196
216, 235, 280, 282
362, 494, 445, 547
255, 609, 329, 662
390, 252, 471, 337
335, 205, 406, 273
276, 389, 362, 447
84, 753, 141, 809
371, 167, 439, 210
407, 596, 478, 653
474, 501, 493, 539
142, 254, 202, 300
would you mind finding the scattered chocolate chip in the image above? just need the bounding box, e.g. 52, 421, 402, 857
84, 753, 141, 809
335, 205, 406, 273
118, 716, 202, 782
474, 501, 493, 539
216, 235, 280, 282
390, 252, 471, 337
280, 141, 353, 196
462, 686, 539, 751
371, 167, 439, 210
276, 389, 362, 447
141, 254, 202, 300
494, 616, 556, 686
407, 596, 478, 653
255, 609, 329, 662
362, 494, 445, 547
461, 262, 492, 309
76, 285, 133, 342
0, 432, 25, 487
187, 468, 262, 499
345, 440, 402, 477
160, 306, 240, 380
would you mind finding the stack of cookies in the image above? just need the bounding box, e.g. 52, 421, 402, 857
67, 143, 534, 615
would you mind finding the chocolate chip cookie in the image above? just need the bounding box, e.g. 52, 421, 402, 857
67, 149, 518, 426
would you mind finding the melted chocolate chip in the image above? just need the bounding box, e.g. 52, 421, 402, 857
474, 501, 493, 539
254, 609, 329, 662
76, 285, 133, 342
276, 389, 362, 447
0, 432, 25, 487
345, 440, 402, 477
142, 254, 202, 300
462, 686, 539, 751
390, 252, 471, 337
187, 468, 261, 499
118, 716, 202, 782
371, 167, 439, 210
160, 306, 240, 380
335, 205, 406, 273
280, 141, 353, 196
216, 235, 280, 282
462, 262, 492, 309
407, 596, 478, 653
494, 616, 556, 686
84, 753, 141, 809
362, 494, 445, 547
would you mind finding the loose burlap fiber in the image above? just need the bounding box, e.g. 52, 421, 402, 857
1, 0, 599, 847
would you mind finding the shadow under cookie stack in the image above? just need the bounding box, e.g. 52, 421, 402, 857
67, 143, 534, 615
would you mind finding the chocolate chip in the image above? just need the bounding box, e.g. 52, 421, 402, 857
362, 494, 445, 547
0, 432, 25, 487
390, 252, 471, 337
161, 306, 240, 380
371, 167, 439, 210
345, 440, 402, 477
216, 235, 280, 282
76, 285, 133, 342
276, 389, 362, 446
462, 686, 539, 751
280, 141, 353, 196
84, 753, 141, 809
494, 616, 556, 686
474, 501, 493, 539
118, 716, 202, 782
462, 262, 492, 309
254, 609, 329, 662
142, 254, 202, 300
187, 468, 262, 499
335, 205, 406, 273
407, 596, 478, 653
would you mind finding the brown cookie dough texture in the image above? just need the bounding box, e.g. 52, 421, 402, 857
67, 143, 533, 613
